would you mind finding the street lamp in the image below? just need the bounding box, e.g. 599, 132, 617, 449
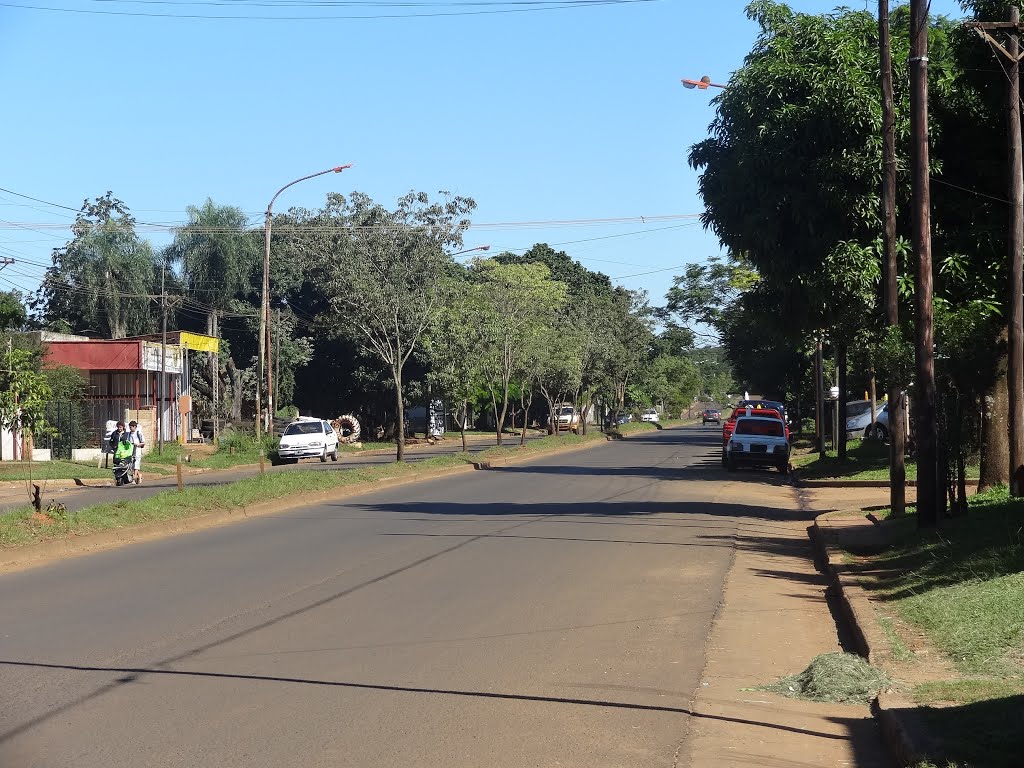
681, 75, 727, 90
450, 245, 491, 257
257, 164, 352, 439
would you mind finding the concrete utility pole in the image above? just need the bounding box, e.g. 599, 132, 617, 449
910, 0, 940, 527
160, 265, 167, 455
880, 0, 906, 516
964, 8, 1024, 496
259, 164, 351, 439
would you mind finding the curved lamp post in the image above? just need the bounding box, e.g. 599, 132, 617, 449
257, 164, 352, 439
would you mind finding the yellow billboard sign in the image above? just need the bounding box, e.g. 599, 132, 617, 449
178, 332, 219, 353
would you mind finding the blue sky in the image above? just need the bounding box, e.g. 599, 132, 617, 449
0, 0, 963, 314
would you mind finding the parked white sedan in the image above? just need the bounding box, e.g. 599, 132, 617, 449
275, 417, 340, 464
641, 408, 660, 423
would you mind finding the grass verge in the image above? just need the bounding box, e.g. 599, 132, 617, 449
792, 438, 981, 482
857, 486, 1024, 767
0, 454, 472, 549
0, 459, 174, 482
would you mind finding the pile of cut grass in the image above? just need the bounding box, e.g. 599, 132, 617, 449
758, 652, 889, 705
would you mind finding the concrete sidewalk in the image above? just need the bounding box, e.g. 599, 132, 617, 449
682, 480, 890, 767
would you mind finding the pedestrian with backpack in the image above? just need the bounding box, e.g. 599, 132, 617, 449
128, 420, 145, 485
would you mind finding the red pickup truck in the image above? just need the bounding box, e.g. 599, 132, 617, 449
722, 404, 789, 444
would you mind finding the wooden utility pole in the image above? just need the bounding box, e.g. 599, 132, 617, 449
965, 8, 1024, 496
880, 0, 907, 516
815, 339, 825, 460
910, 0, 940, 527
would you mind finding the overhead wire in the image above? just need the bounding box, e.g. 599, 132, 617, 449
0, 0, 655, 20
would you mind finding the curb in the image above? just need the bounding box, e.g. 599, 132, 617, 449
470, 424, 665, 469
0, 463, 477, 574
811, 514, 935, 766
796, 478, 919, 488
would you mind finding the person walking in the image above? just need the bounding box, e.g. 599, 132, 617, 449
109, 422, 134, 486
128, 420, 145, 485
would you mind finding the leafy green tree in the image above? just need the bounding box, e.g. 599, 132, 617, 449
471, 259, 567, 443
0, 291, 26, 331
33, 193, 158, 338
316, 191, 475, 461
0, 346, 53, 461
166, 199, 260, 429
423, 276, 484, 452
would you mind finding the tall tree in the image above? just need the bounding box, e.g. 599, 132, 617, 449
472, 259, 567, 444
34, 193, 158, 339
166, 200, 259, 427
316, 191, 475, 461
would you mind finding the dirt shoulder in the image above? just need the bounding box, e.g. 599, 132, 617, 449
811, 485, 1024, 768
681, 479, 888, 767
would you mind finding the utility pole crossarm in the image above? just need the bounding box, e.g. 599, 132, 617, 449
969, 27, 1024, 62
963, 20, 1024, 29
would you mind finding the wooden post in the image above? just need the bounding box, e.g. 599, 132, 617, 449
911, 0, 939, 526
176, 453, 184, 492
1009, 6, 1024, 496
880, 0, 907, 517
815, 340, 825, 460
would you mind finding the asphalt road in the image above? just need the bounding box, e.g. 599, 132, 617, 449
0, 424, 784, 767
0, 431, 553, 515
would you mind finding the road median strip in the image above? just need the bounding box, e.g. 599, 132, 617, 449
0, 426, 671, 572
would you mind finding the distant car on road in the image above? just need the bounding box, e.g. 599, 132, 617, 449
702, 409, 722, 425
603, 410, 632, 429
641, 408, 660, 423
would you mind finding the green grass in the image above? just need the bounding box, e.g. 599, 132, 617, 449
864, 487, 1024, 677
792, 439, 916, 480
856, 486, 1024, 768
876, 614, 914, 662
475, 430, 607, 461
0, 459, 173, 481
792, 438, 981, 482
0, 454, 473, 548
913, 678, 1024, 706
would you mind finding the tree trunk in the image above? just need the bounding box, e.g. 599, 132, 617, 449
226, 357, 244, 423
979, 353, 1010, 490
496, 380, 510, 444
520, 383, 533, 447
393, 366, 405, 462
489, 387, 502, 446
460, 399, 468, 453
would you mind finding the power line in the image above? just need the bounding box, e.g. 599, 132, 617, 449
0, 0, 654, 20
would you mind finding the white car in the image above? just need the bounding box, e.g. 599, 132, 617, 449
275, 417, 340, 464
725, 415, 790, 474
550, 403, 580, 431
641, 408, 660, 423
